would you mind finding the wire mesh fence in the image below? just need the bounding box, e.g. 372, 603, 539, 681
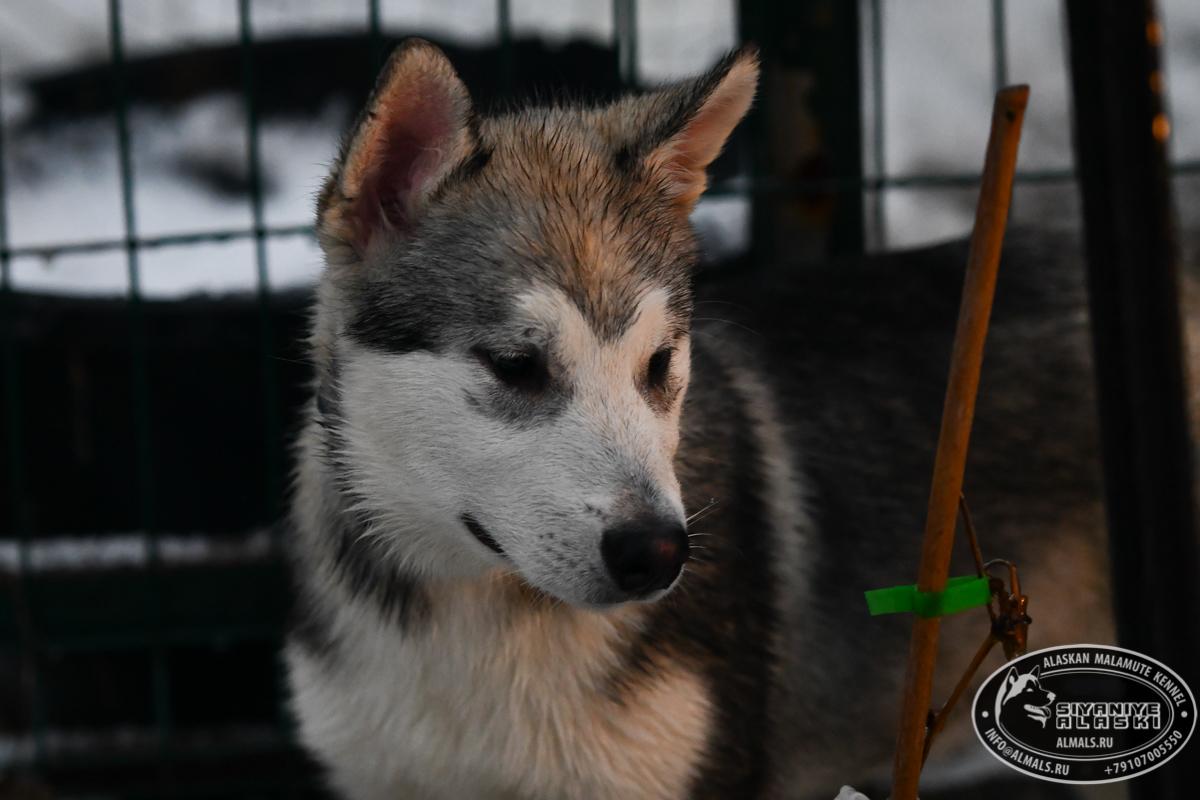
0, 0, 1196, 796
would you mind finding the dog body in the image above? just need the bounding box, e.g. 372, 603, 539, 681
286, 41, 1115, 799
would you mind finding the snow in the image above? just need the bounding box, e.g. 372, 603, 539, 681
0, 529, 275, 573
0, 723, 285, 770
0, 0, 745, 297
2, 0, 1197, 297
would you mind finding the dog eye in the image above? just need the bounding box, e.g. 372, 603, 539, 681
646, 347, 673, 390
476, 347, 547, 391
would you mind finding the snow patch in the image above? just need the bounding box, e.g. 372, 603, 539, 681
0, 529, 275, 573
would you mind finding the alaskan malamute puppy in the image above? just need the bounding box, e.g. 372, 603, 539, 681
286, 39, 1116, 799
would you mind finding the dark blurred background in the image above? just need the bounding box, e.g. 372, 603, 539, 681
0, 1, 1197, 798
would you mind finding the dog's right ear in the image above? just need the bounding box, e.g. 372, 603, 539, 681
1004, 667, 1019, 687
617, 46, 759, 215
318, 39, 476, 257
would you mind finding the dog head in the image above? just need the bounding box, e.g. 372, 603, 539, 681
995, 666, 1056, 728
311, 40, 758, 606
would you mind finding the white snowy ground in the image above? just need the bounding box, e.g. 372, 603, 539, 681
0, 0, 1196, 298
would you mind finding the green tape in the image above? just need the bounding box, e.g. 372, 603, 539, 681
865, 575, 991, 618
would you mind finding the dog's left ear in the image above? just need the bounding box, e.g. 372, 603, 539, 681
1030, 666, 1041, 679
629, 45, 759, 213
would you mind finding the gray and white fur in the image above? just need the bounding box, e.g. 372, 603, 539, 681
286, 39, 1130, 799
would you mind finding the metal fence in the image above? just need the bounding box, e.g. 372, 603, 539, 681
0, 0, 1194, 796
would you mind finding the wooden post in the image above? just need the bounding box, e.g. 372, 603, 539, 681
890, 85, 1028, 800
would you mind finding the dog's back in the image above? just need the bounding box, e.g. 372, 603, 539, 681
662, 230, 1115, 794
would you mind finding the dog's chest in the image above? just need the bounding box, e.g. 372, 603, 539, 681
289, 581, 713, 800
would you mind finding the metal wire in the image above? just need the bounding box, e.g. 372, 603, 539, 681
11, 157, 1200, 266
870, 0, 886, 248
1, 224, 313, 262
238, 0, 285, 555
613, 0, 638, 86
991, 0, 1009, 92
106, 0, 179, 766
0, 32, 49, 766
369, 0, 385, 72
498, 0, 513, 91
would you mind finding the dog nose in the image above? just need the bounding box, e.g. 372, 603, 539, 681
601, 520, 689, 596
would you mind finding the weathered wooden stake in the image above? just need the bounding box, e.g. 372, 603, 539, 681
890, 85, 1029, 800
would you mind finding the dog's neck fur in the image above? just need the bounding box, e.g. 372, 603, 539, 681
288, 419, 719, 799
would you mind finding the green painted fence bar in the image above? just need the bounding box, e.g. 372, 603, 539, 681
238, 0, 286, 553
108, 0, 177, 758
991, 0, 1009, 92
0, 32, 48, 766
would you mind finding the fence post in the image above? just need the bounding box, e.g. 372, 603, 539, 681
1065, 2, 1200, 797
737, 0, 864, 265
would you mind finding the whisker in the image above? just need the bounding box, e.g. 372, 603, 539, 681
686, 499, 718, 522
691, 316, 763, 338
686, 498, 721, 524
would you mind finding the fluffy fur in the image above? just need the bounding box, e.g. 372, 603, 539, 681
287, 40, 1122, 799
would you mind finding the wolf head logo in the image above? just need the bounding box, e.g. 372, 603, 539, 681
995, 665, 1056, 729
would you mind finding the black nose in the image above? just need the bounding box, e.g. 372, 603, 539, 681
601, 520, 689, 596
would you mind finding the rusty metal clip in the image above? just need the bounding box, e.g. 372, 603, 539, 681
920, 495, 1032, 764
